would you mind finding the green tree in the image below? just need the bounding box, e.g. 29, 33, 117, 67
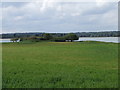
65, 33, 79, 42
43, 33, 53, 40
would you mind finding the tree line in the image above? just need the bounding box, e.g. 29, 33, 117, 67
10, 33, 79, 42
1, 31, 120, 39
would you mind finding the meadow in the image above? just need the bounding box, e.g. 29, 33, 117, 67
2, 41, 118, 88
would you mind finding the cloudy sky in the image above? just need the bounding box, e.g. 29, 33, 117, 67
1, 0, 118, 33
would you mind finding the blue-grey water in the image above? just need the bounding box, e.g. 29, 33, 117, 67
0, 37, 119, 43
0, 39, 11, 43
75, 37, 119, 43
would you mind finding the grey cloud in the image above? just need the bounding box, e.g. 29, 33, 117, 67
2, 2, 118, 33
82, 2, 117, 15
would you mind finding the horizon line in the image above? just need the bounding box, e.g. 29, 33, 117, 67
1, 30, 119, 34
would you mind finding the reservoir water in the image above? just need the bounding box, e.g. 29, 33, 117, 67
0, 39, 11, 43
76, 37, 119, 43
0, 37, 119, 43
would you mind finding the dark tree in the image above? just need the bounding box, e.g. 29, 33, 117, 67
43, 33, 53, 40
65, 33, 79, 42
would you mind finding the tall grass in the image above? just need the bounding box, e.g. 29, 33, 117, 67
2, 42, 118, 88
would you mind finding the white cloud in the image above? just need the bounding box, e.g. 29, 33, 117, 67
14, 16, 24, 21
96, 0, 109, 7
56, 5, 62, 11
0, 8, 2, 20
71, 13, 80, 16
2, 1, 118, 33
1, 0, 119, 2
102, 9, 118, 25
58, 13, 66, 19
35, 0, 60, 13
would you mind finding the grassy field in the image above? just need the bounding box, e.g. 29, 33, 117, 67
2, 41, 118, 88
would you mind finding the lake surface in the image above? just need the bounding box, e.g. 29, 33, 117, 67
0, 39, 11, 43
0, 37, 119, 43
76, 37, 119, 43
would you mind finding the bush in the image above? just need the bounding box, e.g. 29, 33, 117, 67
64, 33, 79, 42
43, 33, 53, 40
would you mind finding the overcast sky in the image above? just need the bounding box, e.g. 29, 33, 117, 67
1, 0, 118, 33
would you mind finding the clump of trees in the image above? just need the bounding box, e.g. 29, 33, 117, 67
65, 33, 79, 42
43, 33, 53, 40
20, 36, 45, 42
52, 33, 79, 42
18, 33, 79, 42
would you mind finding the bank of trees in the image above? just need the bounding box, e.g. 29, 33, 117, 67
8, 31, 120, 42
17, 33, 79, 42
2, 31, 120, 39
65, 33, 79, 42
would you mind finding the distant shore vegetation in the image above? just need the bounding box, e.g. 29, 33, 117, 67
11, 33, 79, 42
1, 31, 120, 39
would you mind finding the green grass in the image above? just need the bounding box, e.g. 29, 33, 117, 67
2, 41, 118, 88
